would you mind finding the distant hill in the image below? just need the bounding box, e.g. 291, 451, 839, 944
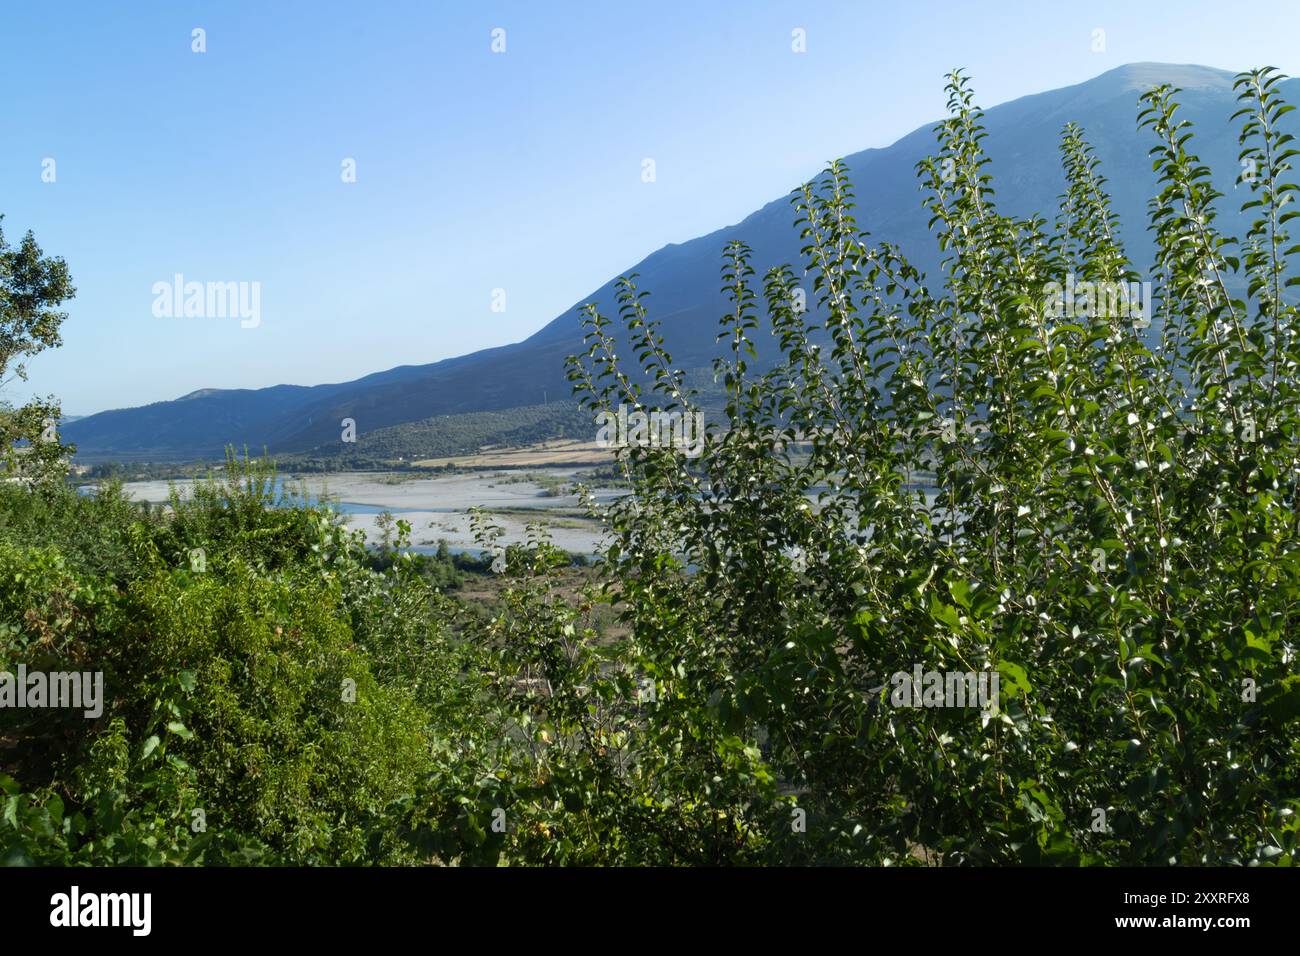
66, 63, 1289, 462
282, 401, 597, 470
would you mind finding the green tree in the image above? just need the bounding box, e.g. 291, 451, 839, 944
0, 216, 76, 484
566, 68, 1300, 865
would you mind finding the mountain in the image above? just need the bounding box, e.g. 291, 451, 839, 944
66, 63, 1287, 462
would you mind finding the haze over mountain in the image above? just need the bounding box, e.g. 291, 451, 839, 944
66, 63, 1287, 461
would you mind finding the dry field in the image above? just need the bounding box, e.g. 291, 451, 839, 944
413, 439, 613, 468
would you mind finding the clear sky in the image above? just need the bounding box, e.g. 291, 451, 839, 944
4, 0, 1299, 414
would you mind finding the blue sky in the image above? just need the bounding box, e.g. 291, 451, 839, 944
4, 0, 1299, 414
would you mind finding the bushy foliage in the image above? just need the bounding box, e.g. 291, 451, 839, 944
565, 69, 1300, 865
393, 517, 781, 865
1, 458, 491, 864
0, 218, 76, 486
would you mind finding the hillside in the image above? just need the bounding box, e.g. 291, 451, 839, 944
65, 63, 1282, 461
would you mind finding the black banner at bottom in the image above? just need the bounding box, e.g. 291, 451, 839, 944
0, 865, 1285, 942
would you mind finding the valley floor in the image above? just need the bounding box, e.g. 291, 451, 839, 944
116, 468, 622, 555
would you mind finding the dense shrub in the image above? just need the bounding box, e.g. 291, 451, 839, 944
565, 69, 1300, 864
0, 460, 488, 864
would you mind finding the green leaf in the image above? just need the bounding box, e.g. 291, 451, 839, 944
2, 795, 19, 829
996, 661, 1031, 698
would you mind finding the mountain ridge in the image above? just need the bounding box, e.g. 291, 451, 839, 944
65, 62, 1285, 461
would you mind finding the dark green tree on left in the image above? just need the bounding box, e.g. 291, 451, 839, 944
0, 215, 75, 483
